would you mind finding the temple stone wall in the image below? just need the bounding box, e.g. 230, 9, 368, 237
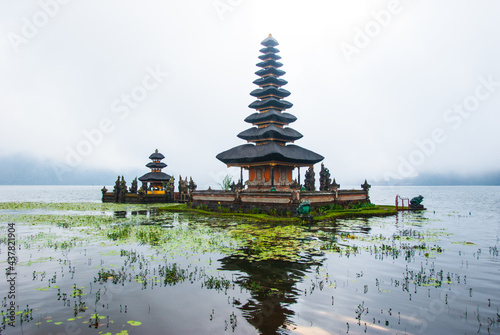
191, 189, 369, 214
102, 192, 174, 204
102, 188, 369, 209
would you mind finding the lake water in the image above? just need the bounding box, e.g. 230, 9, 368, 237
0, 185, 499, 334
0, 185, 107, 203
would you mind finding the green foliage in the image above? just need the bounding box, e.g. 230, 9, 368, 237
219, 175, 233, 191
203, 276, 233, 293
0, 202, 163, 212
318, 202, 376, 215
159, 263, 187, 285
107, 224, 132, 241
347, 202, 376, 210
249, 208, 260, 214
320, 203, 343, 212
229, 224, 322, 262
314, 204, 397, 222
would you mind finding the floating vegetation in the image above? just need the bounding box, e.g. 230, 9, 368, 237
452, 241, 476, 245
0, 202, 174, 212
228, 223, 323, 262
0, 200, 498, 334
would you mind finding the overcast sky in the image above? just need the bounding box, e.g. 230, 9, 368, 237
1, 0, 499, 187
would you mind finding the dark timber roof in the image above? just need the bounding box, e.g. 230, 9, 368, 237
149, 150, 165, 160
250, 86, 291, 98
146, 162, 167, 169
253, 76, 288, 87
255, 67, 285, 77
141, 149, 170, 182
259, 46, 280, 54
261, 34, 279, 47
244, 110, 297, 124
256, 60, 283, 68
217, 142, 323, 166
216, 35, 323, 167
258, 53, 281, 61
138, 172, 171, 182
248, 98, 293, 110
237, 125, 302, 142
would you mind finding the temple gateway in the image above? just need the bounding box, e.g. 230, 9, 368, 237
191, 35, 370, 213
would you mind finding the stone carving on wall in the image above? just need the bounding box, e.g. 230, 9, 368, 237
304, 166, 315, 191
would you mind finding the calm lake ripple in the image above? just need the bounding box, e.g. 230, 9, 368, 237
0, 186, 499, 334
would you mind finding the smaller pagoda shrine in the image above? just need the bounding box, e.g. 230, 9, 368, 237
102, 149, 178, 203
139, 149, 171, 194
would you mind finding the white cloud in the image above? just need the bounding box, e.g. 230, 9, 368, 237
1, 0, 499, 186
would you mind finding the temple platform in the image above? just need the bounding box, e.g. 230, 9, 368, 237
191, 189, 369, 214
102, 192, 189, 204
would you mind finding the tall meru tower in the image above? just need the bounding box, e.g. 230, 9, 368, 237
216, 34, 323, 191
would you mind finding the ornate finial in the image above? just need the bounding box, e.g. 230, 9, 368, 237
331, 178, 340, 189
361, 179, 371, 191
269, 33, 272, 37
155, 149, 158, 153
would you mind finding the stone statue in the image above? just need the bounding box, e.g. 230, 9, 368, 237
129, 177, 138, 194
113, 176, 120, 202
410, 195, 424, 210
178, 175, 188, 194
319, 163, 332, 191
330, 178, 340, 190
113, 176, 120, 194
410, 195, 424, 205
120, 176, 127, 194
167, 176, 175, 194
138, 187, 145, 196
304, 166, 315, 191
119, 176, 127, 202
188, 177, 197, 192
297, 200, 311, 215
289, 179, 300, 190
178, 175, 183, 193
361, 179, 371, 192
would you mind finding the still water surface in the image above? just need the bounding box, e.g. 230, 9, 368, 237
0, 185, 499, 334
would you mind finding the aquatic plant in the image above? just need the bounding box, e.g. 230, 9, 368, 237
218, 175, 233, 191
228, 224, 322, 262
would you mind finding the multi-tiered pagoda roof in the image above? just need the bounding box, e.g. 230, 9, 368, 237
139, 149, 171, 183
217, 35, 323, 167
